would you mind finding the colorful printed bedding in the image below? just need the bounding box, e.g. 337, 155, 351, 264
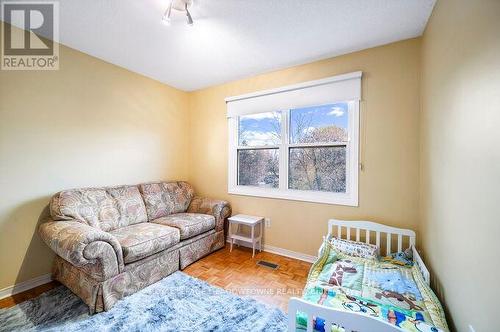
296, 242, 449, 332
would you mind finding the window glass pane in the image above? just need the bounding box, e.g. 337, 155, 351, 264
238, 111, 281, 146
289, 146, 346, 192
238, 149, 279, 188
290, 103, 348, 144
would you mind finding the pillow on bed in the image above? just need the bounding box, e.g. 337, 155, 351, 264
381, 247, 414, 267
329, 236, 379, 260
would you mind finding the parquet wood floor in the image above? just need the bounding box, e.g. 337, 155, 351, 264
0, 245, 311, 312
183, 245, 312, 311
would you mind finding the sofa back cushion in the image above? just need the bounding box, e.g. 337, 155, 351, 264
138, 181, 194, 220
50, 185, 148, 232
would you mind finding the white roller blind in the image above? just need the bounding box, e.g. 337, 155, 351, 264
226, 71, 362, 118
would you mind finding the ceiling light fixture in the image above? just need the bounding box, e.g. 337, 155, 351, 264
162, 0, 194, 26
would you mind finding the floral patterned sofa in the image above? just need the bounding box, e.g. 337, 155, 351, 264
39, 181, 231, 313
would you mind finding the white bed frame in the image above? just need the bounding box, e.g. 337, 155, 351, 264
288, 219, 430, 332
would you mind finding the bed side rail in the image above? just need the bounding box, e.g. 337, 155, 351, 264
288, 297, 401, 332
412, 245, 430, 285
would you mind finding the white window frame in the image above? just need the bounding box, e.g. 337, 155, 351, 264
226, 72, 361, 206
227, 100, 359, 207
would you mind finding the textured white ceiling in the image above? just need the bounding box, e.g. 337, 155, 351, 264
44, 0, 436, 91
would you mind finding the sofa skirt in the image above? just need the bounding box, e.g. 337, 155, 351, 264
53, 248, 179, 313
179, 230, 225, 269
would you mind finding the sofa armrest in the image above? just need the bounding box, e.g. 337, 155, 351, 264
187, 196, 231, 232
39, 219, 124, 280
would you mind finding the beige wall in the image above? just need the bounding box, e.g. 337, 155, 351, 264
188, 38, 422, 256
0, 38, 189, 289
420, 1, 500, 331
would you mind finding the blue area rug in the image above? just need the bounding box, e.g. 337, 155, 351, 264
0, 271, 287, 332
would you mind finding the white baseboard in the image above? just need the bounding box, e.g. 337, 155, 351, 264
227, 239, 317, 263
0, 274, 52, 300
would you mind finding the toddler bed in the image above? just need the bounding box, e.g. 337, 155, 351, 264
288, 219, 448, 332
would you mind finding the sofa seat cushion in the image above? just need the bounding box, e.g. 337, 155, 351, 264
152, 213, 215, 240
109, 223, 180, 263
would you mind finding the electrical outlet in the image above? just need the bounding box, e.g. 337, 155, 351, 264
468, 325, 476, 332
265, 218, 271, 227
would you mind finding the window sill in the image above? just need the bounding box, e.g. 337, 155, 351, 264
228, 186, 358, 206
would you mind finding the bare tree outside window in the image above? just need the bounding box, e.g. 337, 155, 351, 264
238, 149, 279, 188
288, 104, 348, 192
289, 146, 346, 192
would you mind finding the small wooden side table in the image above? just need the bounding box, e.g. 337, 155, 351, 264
228, 214, 264, 258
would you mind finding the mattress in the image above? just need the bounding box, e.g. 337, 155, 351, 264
296, 242, 449, 332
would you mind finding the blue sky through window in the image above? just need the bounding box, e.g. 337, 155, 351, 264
238, 103, 348, 146
238, 111, 281, 146
290, 103, 348, 143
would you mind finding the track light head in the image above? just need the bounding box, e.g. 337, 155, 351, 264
185, 3, 194, 26
162, 0, 195, 26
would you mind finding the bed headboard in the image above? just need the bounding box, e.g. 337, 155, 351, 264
328, 219, 416, 255
327, 219, 430, 285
